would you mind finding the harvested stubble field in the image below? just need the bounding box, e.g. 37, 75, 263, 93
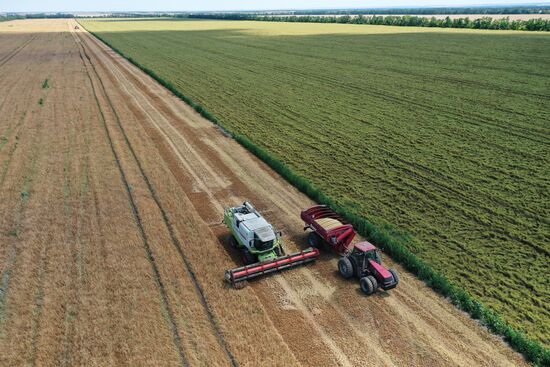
80, 19, 550, 347
0, 19, 531, 366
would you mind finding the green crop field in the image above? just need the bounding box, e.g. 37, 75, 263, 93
81, 19, 550, 346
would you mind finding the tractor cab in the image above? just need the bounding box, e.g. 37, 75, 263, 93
338, 241, 399, 294
352, 242, 381, 265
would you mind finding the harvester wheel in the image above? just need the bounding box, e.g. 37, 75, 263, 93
367, 275, 378, 291
360, 277, 375, 295
242, 249, 255, 265
389, 269, 399, 286
308, 232, 323, 249
274, 245, 285, 256
338, 257, 354, 279
229, 235, 238, 248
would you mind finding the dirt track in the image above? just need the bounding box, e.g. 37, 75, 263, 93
0, 19, 528, 366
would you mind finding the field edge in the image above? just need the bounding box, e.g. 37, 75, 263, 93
78, 20, 549, 366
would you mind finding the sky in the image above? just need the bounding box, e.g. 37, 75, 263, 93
0, 0, 545, 13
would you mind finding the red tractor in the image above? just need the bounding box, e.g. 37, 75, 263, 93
301, 205, 399, 295
337, 242, 399, 295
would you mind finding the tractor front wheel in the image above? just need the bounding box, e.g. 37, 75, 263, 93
308, 232, 323, 249
338, 257, 354, 279
360, 277, 375, 295
242, 249, 255, 265
367, 275, 378, 291
389, 269, 399, 286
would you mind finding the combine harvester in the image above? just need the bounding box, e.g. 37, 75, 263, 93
223, 202, 319, 287
301, 205, 399, 295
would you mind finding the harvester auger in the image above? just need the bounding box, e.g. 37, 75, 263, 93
223, 202, 319, 287
301, 205, 399, 295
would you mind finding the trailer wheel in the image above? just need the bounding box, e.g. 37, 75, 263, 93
389, 269, 399, 286
242, 249, 255, 265
338, 257, 354, 279
367, 275, 378, 291
360, 277, 375, 295
308, 232, 323, 249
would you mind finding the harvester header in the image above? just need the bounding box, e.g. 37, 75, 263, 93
223, 202, 319, 286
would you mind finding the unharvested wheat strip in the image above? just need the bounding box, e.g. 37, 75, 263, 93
76, 31, 238, 365
86, 70, 231, 366
0, 33, 45, 186
78, 32, 228, 205
71, 27, 185, 366
81, 31, 229, 191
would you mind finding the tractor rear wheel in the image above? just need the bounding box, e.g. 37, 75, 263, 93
389, 269, 399, 286
360, 277, 375, 295
367, 275, 378, 291
242, 249, 255, 265
308, 232, 323, 249
338, 257, 354, 279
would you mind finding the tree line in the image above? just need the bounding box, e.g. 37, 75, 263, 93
1, 13, 74, 20
189, 13, 550, 31
289, 6, 550, 15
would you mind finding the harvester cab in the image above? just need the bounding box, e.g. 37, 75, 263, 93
338, 241, 399, 295
225, 201, 283, 263
223, 202, 319, 287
